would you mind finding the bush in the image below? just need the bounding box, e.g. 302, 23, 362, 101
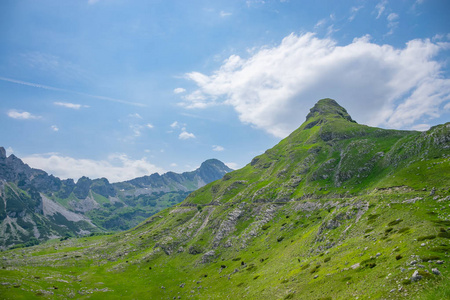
388, 219, 403, 226
395, 254, 403, 260
398, 227, 410, 233
417, 235, 436, 241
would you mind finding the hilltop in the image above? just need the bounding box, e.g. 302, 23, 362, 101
0, 99, 449, 299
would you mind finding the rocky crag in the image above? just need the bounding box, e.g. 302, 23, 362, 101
0, 148, 231, 249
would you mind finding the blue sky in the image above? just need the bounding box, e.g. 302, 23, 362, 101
1, 0, 449, 182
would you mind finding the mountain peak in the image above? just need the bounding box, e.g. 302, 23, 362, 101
200, 158, 232, 172
305, 98, 356, 123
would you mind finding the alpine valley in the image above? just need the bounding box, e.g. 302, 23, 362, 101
0, 150, 232, 249
1, 99, 449, 299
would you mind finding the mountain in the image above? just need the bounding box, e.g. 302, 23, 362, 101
1, 99, 449, 299
0, 150, 232, 249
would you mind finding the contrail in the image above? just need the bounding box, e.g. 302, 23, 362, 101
0, 76, 146, 107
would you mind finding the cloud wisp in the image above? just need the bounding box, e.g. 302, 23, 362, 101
54, 102, 89, 109
181, 33, 450, 137
22, 153, 165, 183
7, 109, 42, 120
0, 76, 145, 107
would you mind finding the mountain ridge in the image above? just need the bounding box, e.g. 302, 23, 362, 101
0, 150, 232, 248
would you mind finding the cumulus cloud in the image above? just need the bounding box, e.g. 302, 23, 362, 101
22, 153, 165, 183
51, 125, 59, 132
170, 121, 179, 128
212, 145, 225, 151
181, 32, 450, 137
54, 101, 89, 109
174, 88, 186, 94
7, 109, 42, 120
179, 131, 196, 140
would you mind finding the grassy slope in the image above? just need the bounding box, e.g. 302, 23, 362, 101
1, 100, 449, 299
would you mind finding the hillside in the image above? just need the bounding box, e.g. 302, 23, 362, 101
0, 99, 449, 299
0, 150, 232, 249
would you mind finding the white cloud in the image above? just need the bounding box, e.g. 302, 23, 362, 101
182, 33, 450, 137
146, 123, 154, 129
7, 109, 41, 120
5, 147, 13, 156
54, 101, 89, 109
129, 113, 143, 119
220, 11, 232, 17
174, 87, 186, 94
170, 121, 179, 128
375, 0, 388, 19
349, 6, 363, 21
386, 13, 399, 35
411, 123, 430, 131
170, 163, 178, 167
212, 145, 225, 151
387, 12, 398, 22
22, 153, 165, 183
314, 19, 327, 29
179, 131, 196, 140
51, 125, 59, 132
225, 162, 239, 170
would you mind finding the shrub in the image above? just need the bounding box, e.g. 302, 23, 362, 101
395, 255, 403, 260
437, 231, 450, 239
388, 219, 403, 226
324, 257, 331, 263
417, 235, 436, 241
262, 224, 271, 230
398, 227, 410, 234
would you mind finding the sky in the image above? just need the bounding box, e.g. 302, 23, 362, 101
1, 0, 449, 183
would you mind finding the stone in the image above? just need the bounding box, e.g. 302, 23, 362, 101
431, 268, 441, 275
411, 270, 422, 282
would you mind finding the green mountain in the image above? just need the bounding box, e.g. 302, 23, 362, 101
0, 150, 232, 249
1, 99, 449, 299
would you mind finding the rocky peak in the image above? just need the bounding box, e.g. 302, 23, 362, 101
0, 147, 6, 159
305, 98, 356, 123
199, 159, 233, 173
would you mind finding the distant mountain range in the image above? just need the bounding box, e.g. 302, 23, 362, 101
0, 149, 232, 249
